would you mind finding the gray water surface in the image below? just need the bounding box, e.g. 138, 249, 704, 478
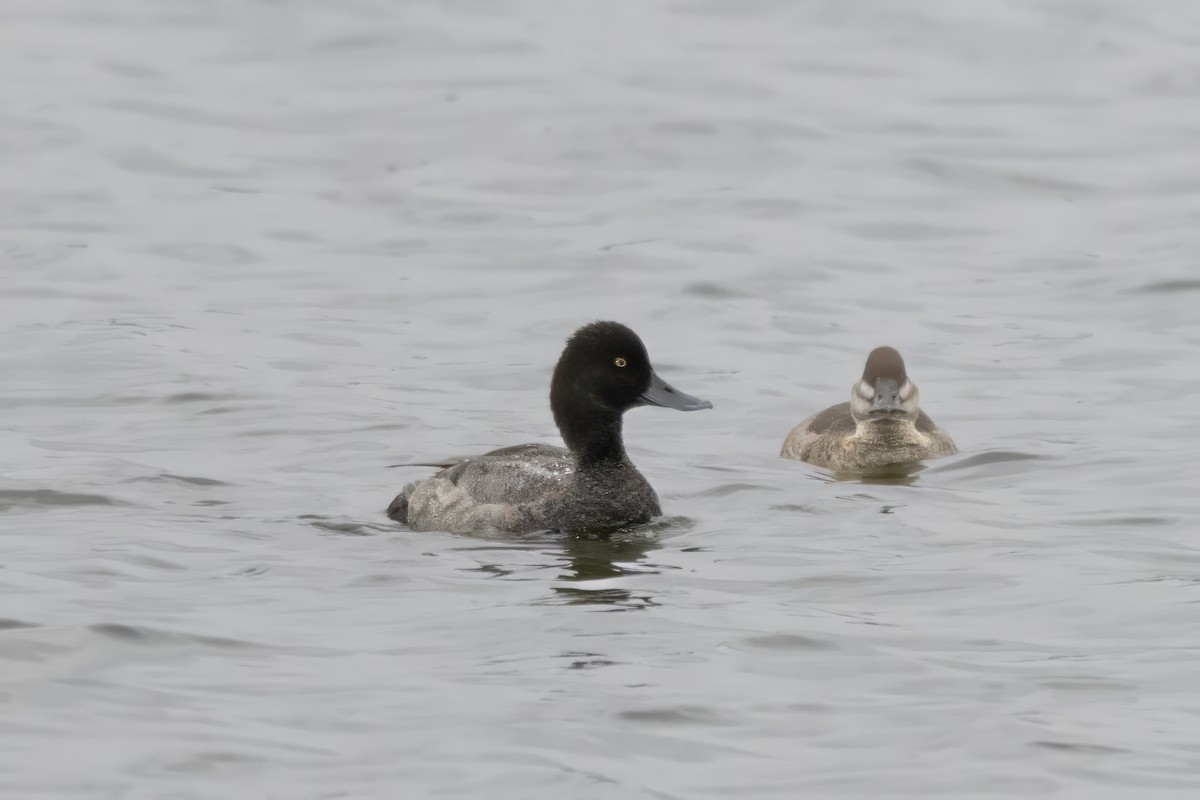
4, 1, 1200, 797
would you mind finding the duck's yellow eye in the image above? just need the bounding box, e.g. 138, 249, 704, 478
614, 357, 627, 368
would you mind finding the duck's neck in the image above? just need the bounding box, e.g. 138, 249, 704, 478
554, 404, 629, 467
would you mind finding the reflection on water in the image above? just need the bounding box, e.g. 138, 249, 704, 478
551, 528, 664, 609
813, 449, 1054, 487
831, 461, 928, 487
444, 523, 675, 609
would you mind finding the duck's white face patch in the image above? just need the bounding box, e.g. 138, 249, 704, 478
851, 379, 876, 420
850, 378, 921, 421
897, 379, 920, 416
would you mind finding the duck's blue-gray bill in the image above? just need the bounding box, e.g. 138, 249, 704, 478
636, 370, 713, 411
870, 377, 902, 413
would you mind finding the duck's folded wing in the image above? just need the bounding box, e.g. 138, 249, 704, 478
437, 443, 574, 505
782, 402, 854, 459
800, 402, 855, 435
387, 457, 466, 469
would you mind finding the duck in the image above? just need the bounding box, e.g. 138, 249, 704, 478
781, 346, 955, 472
388, 321, 712, 533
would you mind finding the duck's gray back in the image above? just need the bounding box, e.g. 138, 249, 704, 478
390, 443, 661, 533
391, 444, 573, 532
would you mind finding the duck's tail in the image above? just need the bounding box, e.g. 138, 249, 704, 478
386, 482, 416, 523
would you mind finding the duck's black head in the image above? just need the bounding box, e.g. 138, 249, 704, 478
550, 321, 711, 463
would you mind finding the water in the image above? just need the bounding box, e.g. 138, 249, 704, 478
3, 0, 1200, 796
